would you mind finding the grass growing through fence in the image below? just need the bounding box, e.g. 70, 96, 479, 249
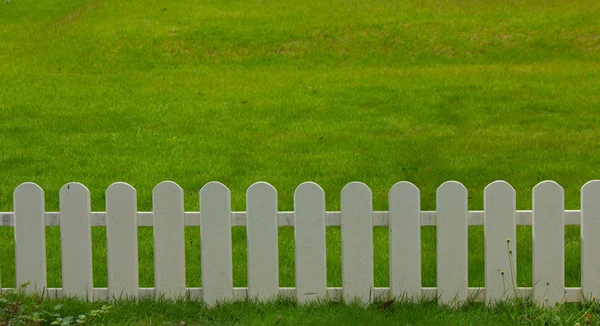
0, 0, 599, 322
6, 293, 600, 325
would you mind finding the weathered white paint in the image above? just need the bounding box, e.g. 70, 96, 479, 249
436, 181, 468, 307
388, 181, 421, 300
532, 181, 565, 306
14, 183, 46, 294
59, 182, 93, 300
581, 180, 600, 299
341, 182, 373, 304
484, 181, 516, 304
153, 181, 186, 299
246, 182, 279, 300
106, 182, 139, 299
200, 182, 233, 306
294, 182, 327, 304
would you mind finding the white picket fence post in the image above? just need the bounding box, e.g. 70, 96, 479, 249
200, 182, 233, 306
5, 179, 600, 305
436, 181, 468, 307
106, 182, 139, 300
294, 182, 327, 304
341, 182, 373, 304
581, 180, 600, 300
59, 182, 93, 300
388, 181, 421, 300
153, 181, 186, 299
14, 182, 46, 295
484, 181, 516, 304
532, 181, 565, 306
246, 182, 279, 301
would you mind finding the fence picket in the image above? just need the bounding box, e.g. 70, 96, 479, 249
484, 181, 516, 304
14, 182, 46, 294
200, 182, 233, 305
581, 180, 600, 299
341, 182, 373, 304
436, 181, 468, 306
246, 182, 279, 300
294, 182, 327, 304
153, 181, 186, 299
106, 182, 139, 299
59, 182, 93, 300
389, 182, 420, 300
532, 181, 564, 306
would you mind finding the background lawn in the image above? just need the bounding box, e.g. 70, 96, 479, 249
0, 0, 599, 303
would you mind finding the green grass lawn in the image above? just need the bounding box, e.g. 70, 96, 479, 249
1, 0, 600, 323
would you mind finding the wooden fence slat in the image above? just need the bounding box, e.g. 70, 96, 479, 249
153, 181, 186, 299
436, 181, 468, 306
484, 181, 516, 304
14, 182, 46, 294
59, 182, 93, 300
246, 182, 279, 300
532, 181, 565, 306
389, 182, 421, 300
200, 182, 233, 306
341, 182, 373, 304
581, 180, 600, 299
106, 182, 139, 299
294, 182, 327, 304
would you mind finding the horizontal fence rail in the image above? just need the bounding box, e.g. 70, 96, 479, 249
1, 180, 599, 307
0, 287, 586, 303
0, 210, 586, 227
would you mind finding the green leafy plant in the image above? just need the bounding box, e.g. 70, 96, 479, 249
0, 283, 110, 326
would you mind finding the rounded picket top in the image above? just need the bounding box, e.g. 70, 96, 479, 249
153, 180, 183, 193
389, 181, 420, 198
106, 182, 136, 198
436, 180, 467, 197
341, 181, 371, 198
14, 182, 44, 198
59, 182, 91, 210
533, 181, 564, 209
247, 181, 277, 195
533, 180, 563, 193
152, 181, 183, 198
200, 181, 230, 197
484, 180, 515, 194
582, 180, 600, 193
246, 182, 278, 206
60, 182, 90, 196
581, 180, 600, 214
294, 181, 324, 198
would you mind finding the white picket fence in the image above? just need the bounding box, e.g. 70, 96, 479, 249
1, 180, 600, 307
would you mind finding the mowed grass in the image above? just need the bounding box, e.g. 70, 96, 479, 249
0, 0, 599, 311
